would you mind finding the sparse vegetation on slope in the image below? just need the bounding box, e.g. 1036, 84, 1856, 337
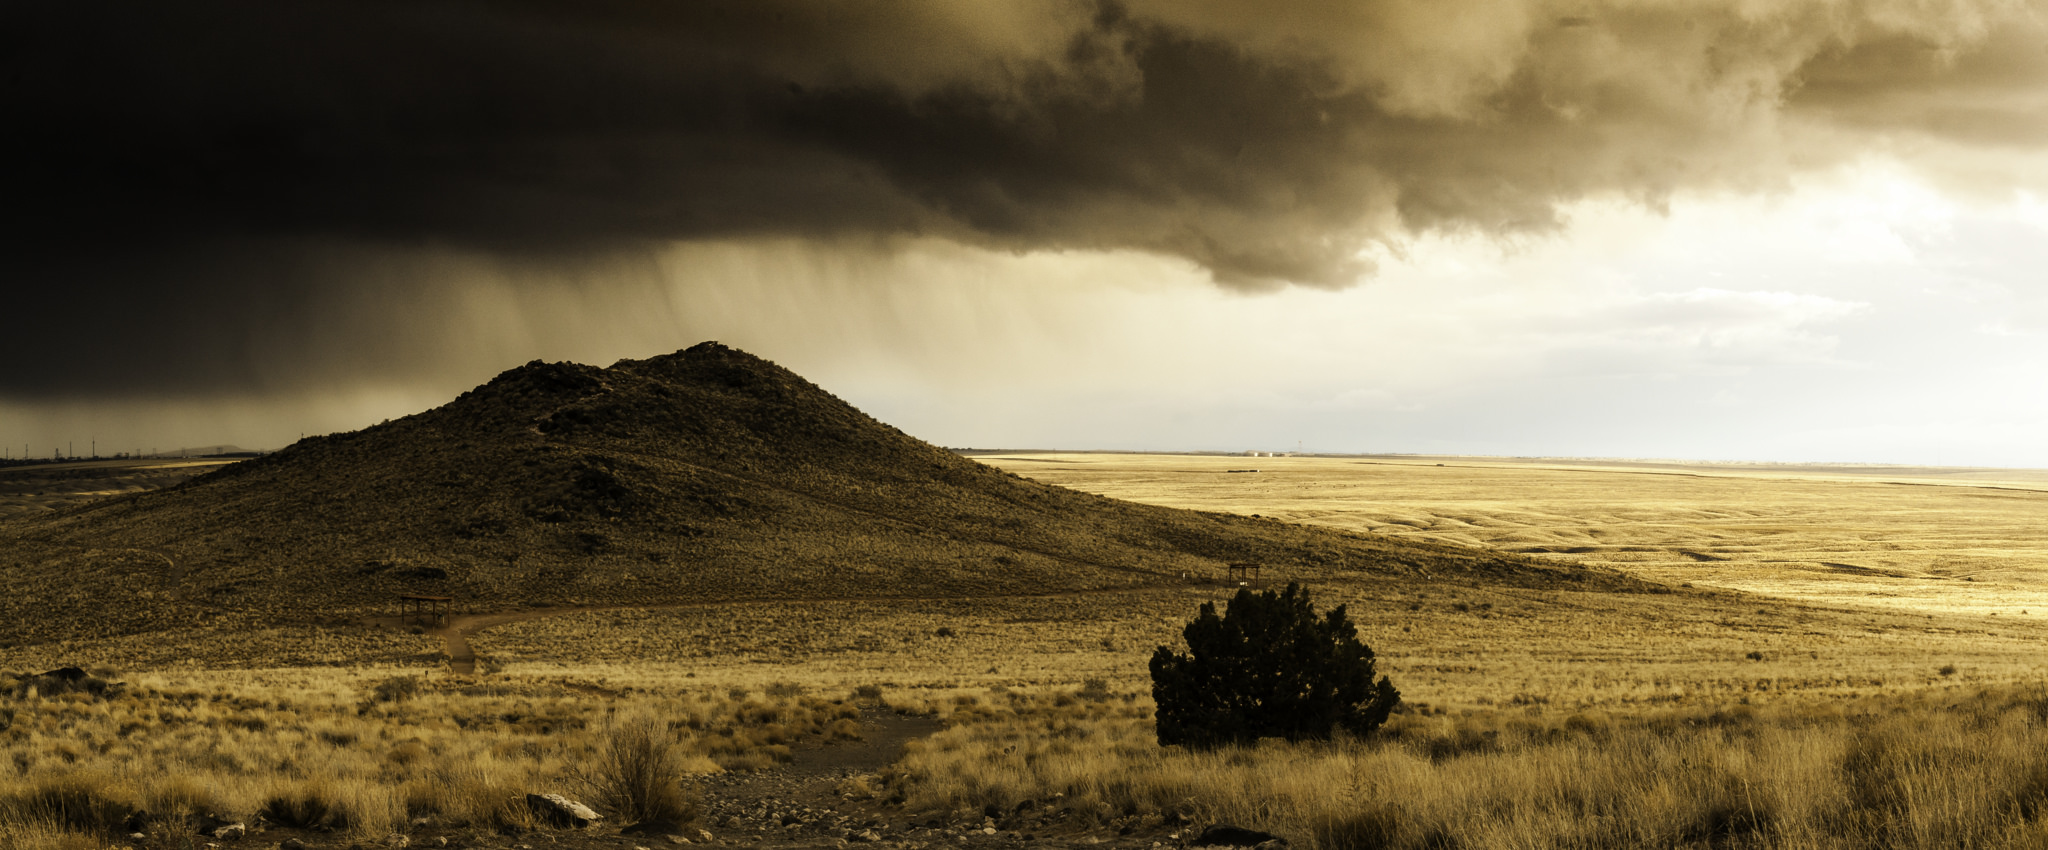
0, 343, 1610, 649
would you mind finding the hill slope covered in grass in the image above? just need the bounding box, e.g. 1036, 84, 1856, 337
0, 342, 1627, 645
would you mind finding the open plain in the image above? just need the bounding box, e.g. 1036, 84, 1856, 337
976, 452, 2048, 618
10, 354, 2048, 849
11, 455, 2048, 848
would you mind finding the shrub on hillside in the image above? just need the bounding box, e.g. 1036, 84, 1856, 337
1150, 583, 1399, 748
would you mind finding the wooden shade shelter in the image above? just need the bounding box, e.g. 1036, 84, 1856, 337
398, 594, 452, 626
1226, 562, 1262, 587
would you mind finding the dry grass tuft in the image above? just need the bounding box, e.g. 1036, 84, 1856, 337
573, 713, 699, 825
0, 771, 136, 835
260, 785, 354, 832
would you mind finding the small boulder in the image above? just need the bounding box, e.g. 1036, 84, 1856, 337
193, 815, 246, 840
1192, 826, 1288, 848
383, 834, 411, 848
525, 793, 602, 828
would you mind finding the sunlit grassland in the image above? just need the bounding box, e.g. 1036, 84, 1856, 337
13, 451, 2048, 847
465, 582, 2048, 714
975, 453, 2048, 618
19, 574, 2047, 717
15, 664, 2048, 850
894, 683, 2048, 850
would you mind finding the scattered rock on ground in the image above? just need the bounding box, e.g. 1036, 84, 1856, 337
192, 814, 245, 840
526, 793, 603, 828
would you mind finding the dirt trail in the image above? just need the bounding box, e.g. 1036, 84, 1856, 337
695, 708, 944, 846
695, 708, 1181, 849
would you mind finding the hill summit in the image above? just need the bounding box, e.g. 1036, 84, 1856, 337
3, 342, 1596, 644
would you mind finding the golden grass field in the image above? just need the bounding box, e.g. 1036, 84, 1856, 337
977, 452, 2048, 618
12, 452, 2048, 848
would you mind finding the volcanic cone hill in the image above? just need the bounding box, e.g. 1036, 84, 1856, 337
1, 342, 1628, 645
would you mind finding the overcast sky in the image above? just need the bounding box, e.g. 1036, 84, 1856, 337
8, 1, 2048, 466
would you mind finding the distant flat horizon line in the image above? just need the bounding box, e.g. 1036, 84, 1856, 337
950, 448, 2048, 476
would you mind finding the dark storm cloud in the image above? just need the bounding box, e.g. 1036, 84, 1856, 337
4, 0, 2045, 398
1791, 19, 2048, 150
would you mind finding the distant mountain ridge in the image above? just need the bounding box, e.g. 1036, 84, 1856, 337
1, 342, 1618, 644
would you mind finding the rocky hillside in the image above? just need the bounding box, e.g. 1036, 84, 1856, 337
0, 343, 1620, 644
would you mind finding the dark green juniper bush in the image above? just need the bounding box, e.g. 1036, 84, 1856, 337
1150, 582, 1399, 748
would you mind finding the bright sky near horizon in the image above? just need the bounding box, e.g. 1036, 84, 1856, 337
9, 2, 2048, 467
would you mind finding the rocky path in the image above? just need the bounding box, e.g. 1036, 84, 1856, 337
695, 709, 942, 847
